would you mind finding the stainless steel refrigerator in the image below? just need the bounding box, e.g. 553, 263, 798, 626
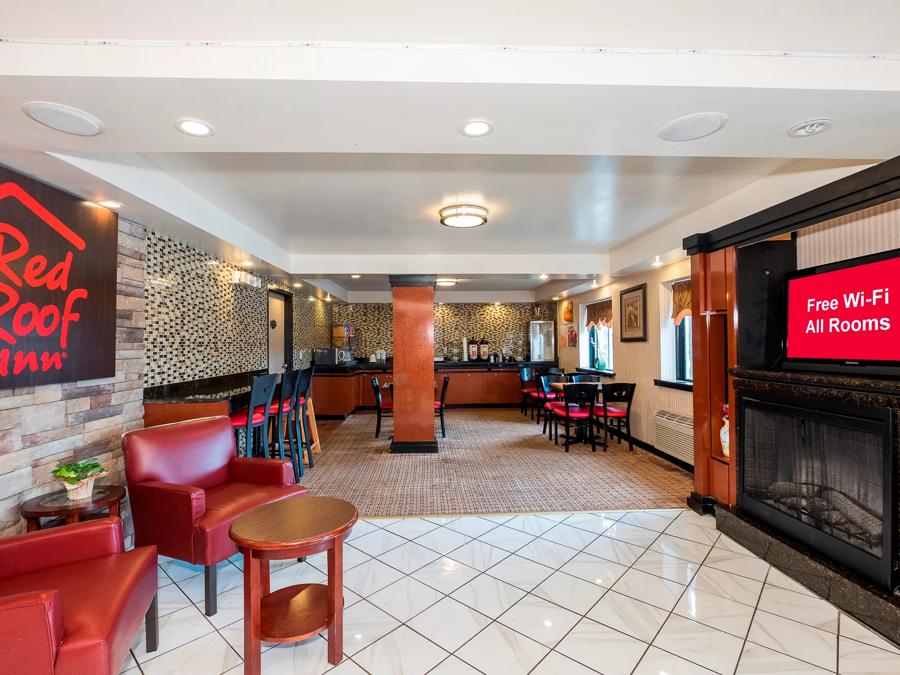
529, 321, 556, 362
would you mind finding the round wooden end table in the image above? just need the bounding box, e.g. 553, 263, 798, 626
229, 496, 358, 674
20, 485, 126, 531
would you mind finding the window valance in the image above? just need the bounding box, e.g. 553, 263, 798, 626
585, 298, 613, 328
672, 280, 692, 326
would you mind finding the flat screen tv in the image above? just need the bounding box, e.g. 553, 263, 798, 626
784, 248, 900, 377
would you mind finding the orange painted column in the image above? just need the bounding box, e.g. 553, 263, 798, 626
390, 278, 437, 453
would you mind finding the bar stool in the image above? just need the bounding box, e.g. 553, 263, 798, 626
293, 367, 316, 475
268, 369, 301, 474
229, 373, 277, 457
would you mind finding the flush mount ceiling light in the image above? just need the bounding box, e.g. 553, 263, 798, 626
175, 117, 214, 137
788, 118, 832, 138
23, 101, 104, 136
439, 204, 488, 228
659, 112, 728, 142
651, 255, 664, 267
460, 120, 493, 137
96, 199, 123, 209
436, 278, 457, 287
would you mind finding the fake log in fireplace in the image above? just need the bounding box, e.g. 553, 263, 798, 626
738, 392, 897, 590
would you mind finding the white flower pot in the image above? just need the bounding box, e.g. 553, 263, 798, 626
61, 474, 102, 501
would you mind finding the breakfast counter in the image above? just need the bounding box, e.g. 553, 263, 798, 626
312, 361, 552, 418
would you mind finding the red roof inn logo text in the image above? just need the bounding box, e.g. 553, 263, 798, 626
0, 182, 88, 377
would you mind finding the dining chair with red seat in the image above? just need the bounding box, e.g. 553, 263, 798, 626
228, 373, 278, 458
371, 376, 392, 438
0, 517, 158, 675
595, 382, 637, 451
122, 415, 307, 616
548, 383, 598, 452
434, 375, 450, 437
531, 372, 562, 423
518, 366, 536, 416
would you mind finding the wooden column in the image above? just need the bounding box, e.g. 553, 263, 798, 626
389, 276, 437, 453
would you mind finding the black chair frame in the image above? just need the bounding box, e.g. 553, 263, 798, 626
435, 375, 450, 437
596, 382, 637, 451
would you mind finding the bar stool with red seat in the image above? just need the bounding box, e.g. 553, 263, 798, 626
434, 375, 450, 437
595, 382, 637, 451
292, 366, 316, 474
371, 376, 393, 438
549, 382, 598, 452
229, 373, 277, 457
267, 368, 301, 480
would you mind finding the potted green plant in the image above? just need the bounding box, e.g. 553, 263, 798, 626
52, 458, 107, 501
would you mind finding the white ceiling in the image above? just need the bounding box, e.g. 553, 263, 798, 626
0, 2, 897, 297
6, 0, 900, 54
140, 153, 788, 255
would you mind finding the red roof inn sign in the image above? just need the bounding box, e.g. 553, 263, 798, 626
0, 167, 117, 387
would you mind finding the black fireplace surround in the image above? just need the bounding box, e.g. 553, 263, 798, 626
738, 387, 897, 590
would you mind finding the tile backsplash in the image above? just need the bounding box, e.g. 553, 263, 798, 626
144, 232, 332, 387
333, 302, 556, 359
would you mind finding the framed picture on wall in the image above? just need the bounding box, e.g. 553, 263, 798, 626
619, 283, 647, 342
562, 300, 574, 323
565, 323, 577, 347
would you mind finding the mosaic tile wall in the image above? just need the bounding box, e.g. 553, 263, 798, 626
144, 232, 332, 387
333, 302, 556, 359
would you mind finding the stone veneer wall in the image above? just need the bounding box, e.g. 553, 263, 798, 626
0, 219, 146, 538
144, 232, 332, 387
332, 302, 556, 359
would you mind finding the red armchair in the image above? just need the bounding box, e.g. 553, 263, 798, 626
123, 415, 307, 616
0, 517, 158, 675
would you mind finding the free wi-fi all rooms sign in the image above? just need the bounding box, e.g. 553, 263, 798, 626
0, 166, 117, 387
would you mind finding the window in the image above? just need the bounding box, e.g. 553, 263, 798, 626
675, 315, 693, 381
662, 279, 693, 383
583, 298, 613, 371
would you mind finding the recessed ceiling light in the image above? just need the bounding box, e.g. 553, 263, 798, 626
460, 120, 493, 137
240, 260, 254, 267
651, 255, 664, 267
292, 282, 302, 288
176, 117, 214, 137
493, 301, 500, 305
351, 274, 361, 279
96, 199, 123, 209
325, 294, 333, 303
23, 101, 104, 136
436, 278, 457, 287
539, 273, 549, 280
591, 278, 599, 288
551, 296, 560, 301
659, 112, 728, 142
788, 118, 832, 138
307, 296, 316, 302
439, 204, 488, 228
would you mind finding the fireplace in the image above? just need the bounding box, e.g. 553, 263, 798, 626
738, 391, 897, 589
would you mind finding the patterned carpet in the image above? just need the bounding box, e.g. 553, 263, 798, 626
299, 409, 692, 516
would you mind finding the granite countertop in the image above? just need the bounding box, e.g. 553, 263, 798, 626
732, 367, 900, 395
143, 370, 267, 403
314, 360, 556, 374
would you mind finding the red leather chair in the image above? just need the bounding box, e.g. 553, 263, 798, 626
123, 416, 307, 616
0, 517, 158, 675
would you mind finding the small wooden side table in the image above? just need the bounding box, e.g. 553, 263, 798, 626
229, 496, 358, 674
20, 485, 126, 532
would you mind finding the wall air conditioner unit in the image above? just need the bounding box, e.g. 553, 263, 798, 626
231, 270, 263, 288
654, 410, 694, 466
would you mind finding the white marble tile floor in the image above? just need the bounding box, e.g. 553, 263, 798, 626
123, 509, 900, 674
